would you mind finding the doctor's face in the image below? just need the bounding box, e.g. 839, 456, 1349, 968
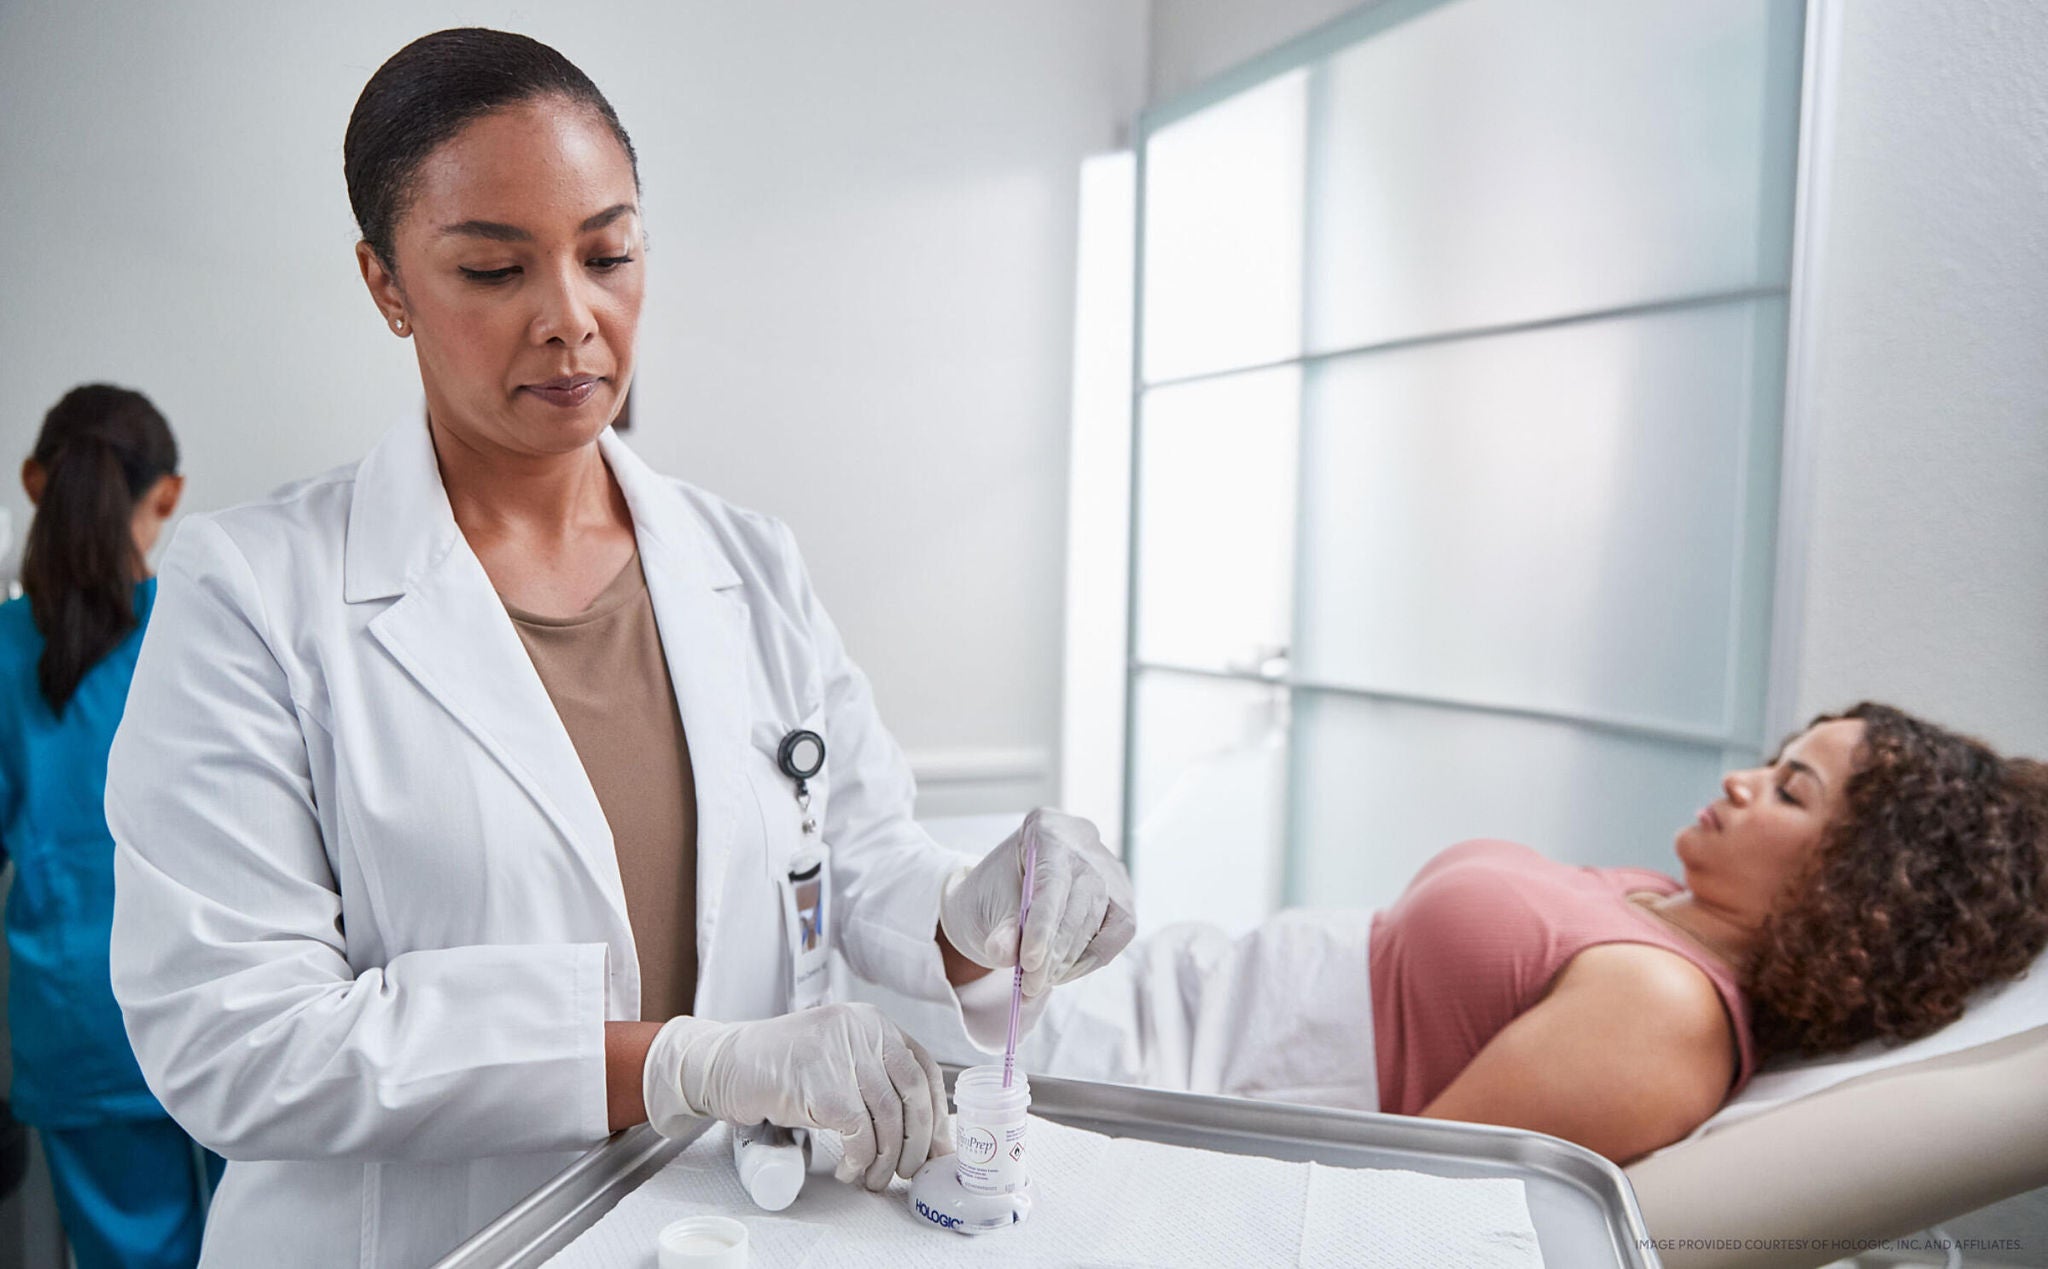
1674, 718, 1866, 924
359, 96, 643, 460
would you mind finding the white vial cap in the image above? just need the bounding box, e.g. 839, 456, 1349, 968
658, 1215, 750, 1269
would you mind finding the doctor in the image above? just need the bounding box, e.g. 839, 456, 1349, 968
106, 27, 1134, 1268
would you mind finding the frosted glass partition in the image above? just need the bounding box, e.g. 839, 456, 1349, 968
1121, 0, 1808, 933
1288, 693, 1727, 912
1141, 70, 1306, 384
1127, 670, 1289, 937
1294, 299, 1788, 737
1133, 366, 1301, 674
1306, 0, 1803, 351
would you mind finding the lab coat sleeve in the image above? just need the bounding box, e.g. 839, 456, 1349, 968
106, 517, 609, 1163
777, 521, 1045, 1051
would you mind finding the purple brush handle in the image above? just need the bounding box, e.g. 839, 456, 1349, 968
1002, 825, 1041, 1088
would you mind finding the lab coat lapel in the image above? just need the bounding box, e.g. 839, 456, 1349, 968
346, 419, 631, 935
598, 432, 750, 993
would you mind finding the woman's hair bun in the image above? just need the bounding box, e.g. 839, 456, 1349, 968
344, 28, 637, 269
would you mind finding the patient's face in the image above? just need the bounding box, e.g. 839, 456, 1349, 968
1676, 718, 1866, 925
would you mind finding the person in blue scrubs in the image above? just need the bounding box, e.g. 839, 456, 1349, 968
0, 384, 221, 1269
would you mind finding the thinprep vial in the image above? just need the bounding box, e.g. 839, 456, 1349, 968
951, 1066, 1030, 1195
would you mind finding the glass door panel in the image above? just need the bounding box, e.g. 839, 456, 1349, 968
1306, 0, 1803, 351
1288, 692, 1726, 912
1142, 70, 1307, 384
1294, 300, 1787, 738
1134, 366, 1301, 675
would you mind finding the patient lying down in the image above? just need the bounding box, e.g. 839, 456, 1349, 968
1022, 702, 2048, 1166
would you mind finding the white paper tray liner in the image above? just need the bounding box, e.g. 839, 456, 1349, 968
543, 1115, 1543, 1268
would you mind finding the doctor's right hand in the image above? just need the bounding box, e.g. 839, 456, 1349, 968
641, 1003, 948, 1191
940, 807, 1137, 998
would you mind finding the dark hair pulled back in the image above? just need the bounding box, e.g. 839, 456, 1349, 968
20, 385, 179, 715
344, 28, 639, 269
1747, 702, 2048, 1063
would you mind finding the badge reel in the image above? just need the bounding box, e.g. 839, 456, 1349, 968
776, 728, 831, 1013
777, 729, 826, 835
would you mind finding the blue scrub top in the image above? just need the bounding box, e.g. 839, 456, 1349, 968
0, 581, 165, 1127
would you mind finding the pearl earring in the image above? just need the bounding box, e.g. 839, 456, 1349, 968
391, 315, 408, 335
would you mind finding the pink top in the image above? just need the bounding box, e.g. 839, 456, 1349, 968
1370, 839, 1756, 1116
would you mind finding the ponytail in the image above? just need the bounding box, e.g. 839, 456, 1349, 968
18, 385, 179, 715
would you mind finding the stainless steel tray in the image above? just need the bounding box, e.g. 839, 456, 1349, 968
436, 1073, 1660, 1268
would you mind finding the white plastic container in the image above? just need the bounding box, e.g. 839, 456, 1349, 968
730, 1122, 807, 1211
951, 1066, 1030, 1195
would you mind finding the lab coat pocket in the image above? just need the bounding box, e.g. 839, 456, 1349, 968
748, 707, 833, 1012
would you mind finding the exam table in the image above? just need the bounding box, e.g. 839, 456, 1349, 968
1625, 1022, 2048, 1269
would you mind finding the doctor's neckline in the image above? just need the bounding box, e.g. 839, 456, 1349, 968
499, 551, 644, 628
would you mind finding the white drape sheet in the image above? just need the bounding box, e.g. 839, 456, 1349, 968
846, 909, 1379, 1111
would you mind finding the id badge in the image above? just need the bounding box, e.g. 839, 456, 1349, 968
783, 845, 832, 1011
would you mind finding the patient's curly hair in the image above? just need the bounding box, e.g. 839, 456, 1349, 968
1746, 703, 2048, 1064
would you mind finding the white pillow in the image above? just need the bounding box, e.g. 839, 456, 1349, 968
1682, 944, 2048, 1141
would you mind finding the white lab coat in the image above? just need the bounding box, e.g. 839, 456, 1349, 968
106, 419, 1003, 1267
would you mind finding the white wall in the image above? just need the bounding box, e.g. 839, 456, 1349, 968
0, 0, 1150, 813
1146, 0, 2048, 761
1787, 0, 2048, 756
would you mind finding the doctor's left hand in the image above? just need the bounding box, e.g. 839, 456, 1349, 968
641, 1003, 948, 1191
939, 808, 1137, 998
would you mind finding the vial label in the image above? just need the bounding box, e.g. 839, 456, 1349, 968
954, 1120, 1028, 1194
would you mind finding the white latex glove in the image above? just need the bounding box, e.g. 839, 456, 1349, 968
938, 808, 1137, 998
641, 1003, 949, 1190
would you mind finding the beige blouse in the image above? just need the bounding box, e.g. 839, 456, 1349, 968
502, 553, 698, 1021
